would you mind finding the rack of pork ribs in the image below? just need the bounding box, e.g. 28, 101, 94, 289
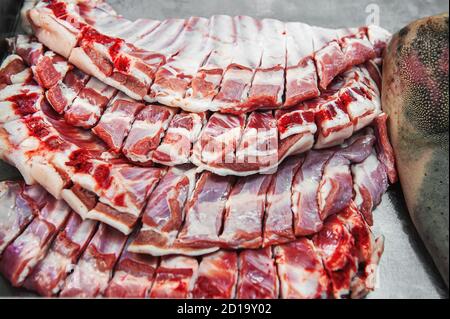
0, 0, 397, 299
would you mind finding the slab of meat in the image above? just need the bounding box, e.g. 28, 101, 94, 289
148, 256, 198, 299
191, 250, 238, 299
24, 213, 98, 296
0, 54, 32, 87
59, 223, 127, 297
25, 0, 390, 114
0, 197, 71, 286
236, 248, 279, 299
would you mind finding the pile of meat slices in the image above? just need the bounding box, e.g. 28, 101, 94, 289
0, 0, 398, 299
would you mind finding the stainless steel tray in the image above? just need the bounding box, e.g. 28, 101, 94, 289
1, 0, 448, 298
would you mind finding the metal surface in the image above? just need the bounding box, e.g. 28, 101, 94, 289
0, 0, 449, 298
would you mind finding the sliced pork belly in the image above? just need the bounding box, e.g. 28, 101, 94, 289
284, 22, 319, 107
23, 213, 97, 296
122, 104, 176, 164
0, 198, 71, 287
129, 166, 196, 256
184, 15, 238, 112
312, 214, 357, 298
46, 68, 90, 114
152, 111, 206, 166
338, 27, 376, 67
85, 165, 165, 234
212, 16, 263, 113
191, 251, 238, 299
60, 223, 127, 297
337, 203, 385, 298
352, 152, 388, 225
312, 27, 348, 90
219, 174, 273, 249
236, 248, 279, 299
192, 112, 246, 168
11, 35, 44, 67
244, 19, 286, 111
0, 88, 43, 124
152, 17, 212, 107
0, 181, 39, 254
292, 149, 334, 236
104, 235, 158, 298
149, 256, 198, 299
263, 156, 302, 246
318, 132, 375, 220
0, 83, 43, 102
0, 54, 32, 86
276, 107, 317, 140
274, 238, 329, 299
176, 172, 234, 251
64, 77, 117, 128
235, 111, 278, 171
32, 51, 70, 89
92, 93, 143, 153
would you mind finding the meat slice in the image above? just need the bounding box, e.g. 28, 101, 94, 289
212, 16, 263, 113
263, 156, 302, 246
192, 112, 246, 169
149, 256, 198, 299
0, 198, 71, 286
313, 214, 358, 299
184, 15, 238, 112
312, 27, 348, 90
129, 166, 196, 256
92, 93, 143, 152
0, 54, 32, 86
191, 251, 238, 299
0, 89, 43, 125
274, 238, 329, 299
235, 111, 278, 171
318, 132, 375, 220
367, 25, 392, 62
12, 35, 44, 67
284, 22, 319, 107
152, 17, 212, 106
337, 203, 385, 298
245, 19, 286, 111
276, 106, 317, 141
46, 68, 90, 114
64, 77, 117, 128
122, 104, 176, 164
176, 172, 234, 252
59, 223, 127, 297
32, 51, 70, 89
352, 152, 388, 225
338, 28, 376, 67
0, 181, 40, 254
86, 165, 165, 234
23, 213, 97, 296
104, 235, 158, 298
219, 173, 273, 249
152, 111, 206, 166
236, 248, 279, 299
292, 149, 334, 236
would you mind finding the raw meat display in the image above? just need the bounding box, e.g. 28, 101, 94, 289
0, 0, 399, 299
0, 181, 385, 299
25, 0, 391, 115
3, 35, 386, 176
